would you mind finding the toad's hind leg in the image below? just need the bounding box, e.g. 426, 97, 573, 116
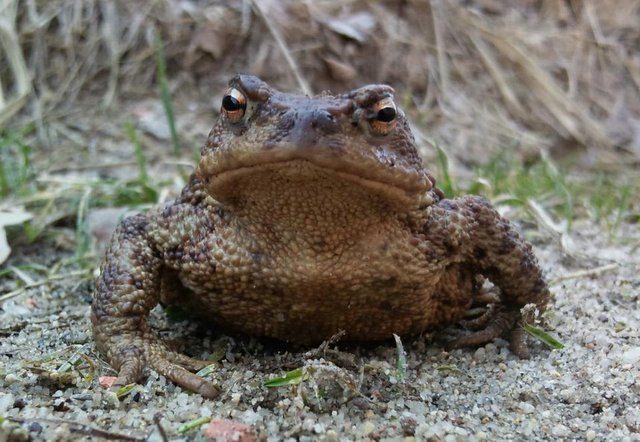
430, 196, 550, 358
91, 215, 219, 398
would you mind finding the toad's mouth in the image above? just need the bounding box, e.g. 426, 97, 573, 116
197, 149, 431, 206
198, 157, 430, 208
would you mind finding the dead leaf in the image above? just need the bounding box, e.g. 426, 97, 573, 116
323, 57, 357, 81
0, 209, 33, 264
191, 27, 225, 59
323, 11, 377, 43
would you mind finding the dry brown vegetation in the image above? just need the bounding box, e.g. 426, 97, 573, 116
2, 0, 640, 167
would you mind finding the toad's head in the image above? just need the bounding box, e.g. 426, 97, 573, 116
198, 75, 432, 212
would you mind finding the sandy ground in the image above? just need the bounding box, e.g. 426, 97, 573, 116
1, 181, 639, 441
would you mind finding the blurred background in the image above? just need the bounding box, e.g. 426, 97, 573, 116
0, 0, 638, 260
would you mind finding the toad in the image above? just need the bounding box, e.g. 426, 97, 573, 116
92, 75, 550, 398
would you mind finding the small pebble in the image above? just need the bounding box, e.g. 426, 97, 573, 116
519, 402, 535, 414
5, 374, 18, 384
552, 424, 569, 437
360, 421, 375, 436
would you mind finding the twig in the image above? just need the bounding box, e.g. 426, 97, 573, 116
251, 0, 312, 95
153, 413, 169, 442
303, 330, 346, 360
47, 161, 140, 174
0, 270, 91, 303
583, 0, 606, 47
47, 159, 194, 174
525, 198, 576, 256
0, 6, 32, 126
429, 0, 449, 98
469, 33, 524, 116
7, 265, 36, 285
549, 263, 619, 286
101, 0, 121, 107
7, 417, 145, 441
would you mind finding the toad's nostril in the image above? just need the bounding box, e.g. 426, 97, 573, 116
320, 110, 335, 121
310, 110, 337, 131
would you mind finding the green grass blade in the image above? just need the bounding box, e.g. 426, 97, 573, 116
393, 333, 407, 384
115, 383, 136, 399
611, 185, 631, 238
177, 416, 212, 434
263, 367, 305, 387
125, 122, 148, 183
196, 363, 218, 378
540, 153, 573, 230
523, 323, 564, 349
154, 34, 180, 155
435, 144, 456, 197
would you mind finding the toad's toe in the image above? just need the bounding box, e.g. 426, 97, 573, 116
149, 354, 220, 399
106, 337, 219, 399
110, 344, 147, 388
448, 307, 526, 357
165, 350, 212, 372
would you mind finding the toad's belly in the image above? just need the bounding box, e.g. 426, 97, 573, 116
173, 263, 474, 344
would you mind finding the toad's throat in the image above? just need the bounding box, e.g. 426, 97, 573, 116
201, 159, 421, 250
201, 159, 428, 209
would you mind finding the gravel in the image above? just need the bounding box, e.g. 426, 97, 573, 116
1, 221, 639, 441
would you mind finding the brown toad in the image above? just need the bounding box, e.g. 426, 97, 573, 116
92, 74, 550, 398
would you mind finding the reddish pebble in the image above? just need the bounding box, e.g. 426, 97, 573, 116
99, 376, 117, 388
204, 419, 256, 442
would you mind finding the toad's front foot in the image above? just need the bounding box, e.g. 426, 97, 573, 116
448, 305, 531, 359
98, 331, 220, 399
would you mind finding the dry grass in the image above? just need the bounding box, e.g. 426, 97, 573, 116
0, 0, 639, 167
0, 1, 31, 126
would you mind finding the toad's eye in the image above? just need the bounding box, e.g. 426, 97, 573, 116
370, 97, 397, 135
221, 88, 247, 123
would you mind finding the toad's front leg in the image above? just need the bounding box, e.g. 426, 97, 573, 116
429, 196, 551, 358
91, 214, 219, 398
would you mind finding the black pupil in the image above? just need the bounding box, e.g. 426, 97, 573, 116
377, 107, 396, 122
223, 95, 243, 111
